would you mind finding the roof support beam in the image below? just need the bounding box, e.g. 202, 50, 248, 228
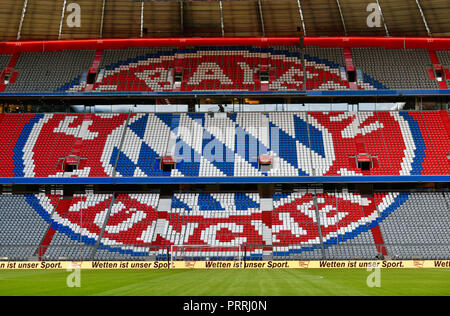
375, 0, 389, 37
99, 0, 106, 38
58, 0, 68, 39
415, 0, 432, 37
219, 0, 225, 37
140, 1, 144, 38
180, 0, 184, 36
17, 0, 29, 41
296, 0, 306, 37
257, 0, 265, 37
335, 0, 347, 36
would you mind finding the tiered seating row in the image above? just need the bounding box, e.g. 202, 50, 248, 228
0, 111, 449, 179
1, 191, 448, 260
377, 192, 450, 259
5, 46, 437, 94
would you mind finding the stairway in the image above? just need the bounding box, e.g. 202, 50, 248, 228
83, 49, 103, 92
72, 113, 95, 157
428, 50, 448, 89
0, 53, 20, 92
312, 193, 326, 258
260, 198, 273, 260
369, 194, 388, 257
152, 198, 172, 260
37, 227, 56, 260
344, 47, 358, 90
91, 194, 116, 259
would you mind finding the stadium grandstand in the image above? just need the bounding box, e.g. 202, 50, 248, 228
0, 0, 449, 266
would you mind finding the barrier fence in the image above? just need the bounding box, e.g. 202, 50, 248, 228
0, 260, 449, 270
1, 244, 449, 267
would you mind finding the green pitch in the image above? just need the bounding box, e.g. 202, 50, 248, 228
0, 269, 449, 296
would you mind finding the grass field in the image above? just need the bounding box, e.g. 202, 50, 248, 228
0, 269, 449, 296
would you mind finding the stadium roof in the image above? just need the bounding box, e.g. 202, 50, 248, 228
0, 0, 449, 41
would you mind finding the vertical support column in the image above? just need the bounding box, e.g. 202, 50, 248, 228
312, 191, 326, 259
